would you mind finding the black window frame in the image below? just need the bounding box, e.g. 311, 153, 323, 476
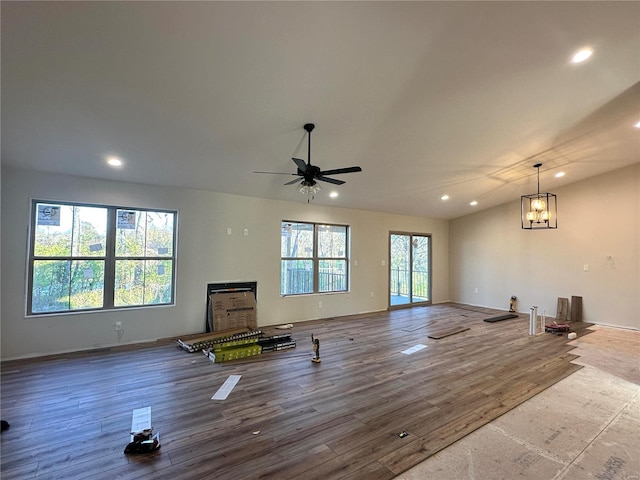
280, 220, 350, 296
27, 199, 177, 316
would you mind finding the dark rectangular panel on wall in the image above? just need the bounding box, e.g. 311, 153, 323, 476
205, 282, 257, 332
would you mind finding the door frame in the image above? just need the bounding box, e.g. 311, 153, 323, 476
388, 231, 432, 310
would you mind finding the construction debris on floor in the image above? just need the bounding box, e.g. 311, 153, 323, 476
484, 314, 519, 323
178, 328, 296, 363
125, 406, 160, 455
427, 326, 470, 339
177, 327, 262, 353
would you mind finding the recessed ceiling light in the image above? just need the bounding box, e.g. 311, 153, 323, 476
634, 120, 640, 129
555, 172, 565, 178
470, 200, 478, 206
441, 194, 450, 201
106, 155, 123, 167
329, 191, 338, 198
571, 48, 593, 64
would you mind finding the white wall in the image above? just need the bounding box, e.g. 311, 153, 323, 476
450, 163, 640, 330
4, 164, 636, 360
0, 166, 449, 359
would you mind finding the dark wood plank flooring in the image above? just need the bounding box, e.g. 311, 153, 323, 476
0, 304, 592, 480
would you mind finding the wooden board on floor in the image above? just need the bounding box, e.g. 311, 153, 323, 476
427, 326, 470, 339
557, 297, 570, 321
571, 295, 583, 322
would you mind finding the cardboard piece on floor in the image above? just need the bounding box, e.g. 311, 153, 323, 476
130, 406, 151, 441
212, 374, 242, 400
428, 326, 470, 339
402, 344, 427, 355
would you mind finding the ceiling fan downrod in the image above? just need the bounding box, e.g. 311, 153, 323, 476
304, 123, 314, 165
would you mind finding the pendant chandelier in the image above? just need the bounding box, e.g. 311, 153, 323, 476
521, 163, 557, 229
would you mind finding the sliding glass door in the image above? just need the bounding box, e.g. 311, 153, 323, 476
389, 232, 431, 308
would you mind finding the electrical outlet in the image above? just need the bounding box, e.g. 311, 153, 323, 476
370, 291, 374, 298
115, 321, 123, 330
474, 288, 479, 294
318, 301, 323, 309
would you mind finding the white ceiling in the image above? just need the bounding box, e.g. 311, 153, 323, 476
2, 1, 639, 219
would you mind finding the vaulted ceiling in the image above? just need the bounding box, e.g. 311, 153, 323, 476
2, 1, 639, 219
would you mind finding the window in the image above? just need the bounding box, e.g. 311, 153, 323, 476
28, 201, 177, 315
281, 221, 349, 295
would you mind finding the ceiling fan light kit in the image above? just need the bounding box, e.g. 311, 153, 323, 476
299, 180, 321, 197
255, 123, 362, 203
521, 163, 557, 230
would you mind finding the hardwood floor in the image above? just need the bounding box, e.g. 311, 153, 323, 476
0, 304, 593, 480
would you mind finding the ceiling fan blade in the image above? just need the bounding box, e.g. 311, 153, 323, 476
316, 176, 345, 185
253, 171, 298, 175
319, 166, 362, 176
292, 158, 308, 172
284, 178, 302, 185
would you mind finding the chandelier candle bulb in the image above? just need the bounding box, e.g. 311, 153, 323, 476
531, 198, 546, 211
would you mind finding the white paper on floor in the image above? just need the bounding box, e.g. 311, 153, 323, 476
131, 406, 151, 440
212, 374, 242, 400
402, 344, 427, 355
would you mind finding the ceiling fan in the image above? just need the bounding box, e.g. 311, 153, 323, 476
254, 123, 362, 197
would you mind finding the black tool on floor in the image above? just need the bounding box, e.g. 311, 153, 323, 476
124, 428, 161, 454
509, 295, 517, 312
311, 334, 321, 363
